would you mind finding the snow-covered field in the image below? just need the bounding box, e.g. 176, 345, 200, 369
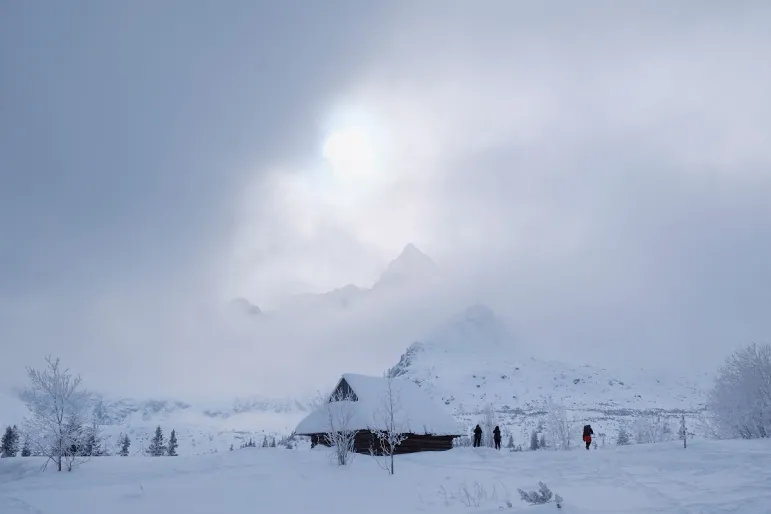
2, 439, 769, 513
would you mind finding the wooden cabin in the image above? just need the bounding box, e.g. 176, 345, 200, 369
295, 373, 461, 455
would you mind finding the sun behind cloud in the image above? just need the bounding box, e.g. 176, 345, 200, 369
322, 126, 376, 182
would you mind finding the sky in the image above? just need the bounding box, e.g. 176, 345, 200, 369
1, 1, 770, 400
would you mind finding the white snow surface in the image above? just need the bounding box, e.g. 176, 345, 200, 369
2, 439, 769, 513
295, 373, 461, 435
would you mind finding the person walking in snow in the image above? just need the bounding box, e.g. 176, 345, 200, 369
493, 426, 501, 450
473, 424, 482, 447
582, 424, 594, 450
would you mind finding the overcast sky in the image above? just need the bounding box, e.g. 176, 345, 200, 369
2, 1, 770, 399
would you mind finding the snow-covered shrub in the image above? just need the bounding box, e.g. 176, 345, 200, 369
453, 435, 472, 447
633, 415, 672, 444
438, 481, 511, 509
708, 343, 771, 439
518, 482, 558, 505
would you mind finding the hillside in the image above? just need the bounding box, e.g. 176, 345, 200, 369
388, 304, 712, 442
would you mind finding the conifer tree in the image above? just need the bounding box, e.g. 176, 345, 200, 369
21, 435, 31, 457
146, 426, 166, 456
167, 429, 178, 456
1, 425, 19, 457
506, 434, 515, 449
538, 433, 546, 449
119, 434, 131, 456
616, 427, 631, 446
529, 429, 540, 451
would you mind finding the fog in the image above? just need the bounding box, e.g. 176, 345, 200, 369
2, 1, 770, 400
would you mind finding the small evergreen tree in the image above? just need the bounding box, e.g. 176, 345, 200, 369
269, 437, 276, 448
506, 434, 515, 449
529, 429, 540, 451
1, 425, 20, 457
616, 427, 631, 446
167, 429, 178, 456
261, 436, 268, 448
146, 426, 166, 456
82, 420, 106, 456
539, 433, 546, 449
21, 435, 31, 457
119, 434, 131, 456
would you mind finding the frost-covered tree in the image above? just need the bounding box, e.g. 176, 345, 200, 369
19, 355, 92, 471
539, 433, 546, 449
529, 429, 540, 451
1, 425, 20, 457
369, 372, 408, 475
167, 429, 178, 456
506, 434, 515, 449
118, 434, 131, 456
322, 389, 358, 466
616, 427, 631, 446
708, 343, 771, 439
480, 403, 498, 448
146, 426, 166, 456
545, 401, 573, 450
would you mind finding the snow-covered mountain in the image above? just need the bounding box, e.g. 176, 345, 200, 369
388, 304, 713, 443
263, 243, 439, 313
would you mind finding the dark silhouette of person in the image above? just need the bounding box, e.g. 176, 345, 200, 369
473, 424, 482, 447
583, 424, 594, 450
493, 426, 501, 450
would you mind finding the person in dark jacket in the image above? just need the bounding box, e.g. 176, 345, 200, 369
473, 424, 482, 447
493, 426, 501, 450
583, 424, 594, 450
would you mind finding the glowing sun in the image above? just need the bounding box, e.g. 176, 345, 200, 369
322, 127, 376, 181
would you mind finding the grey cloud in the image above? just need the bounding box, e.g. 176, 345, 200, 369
2, 1, 770, 398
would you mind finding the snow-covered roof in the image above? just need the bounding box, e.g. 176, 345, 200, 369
294, 373, 461, 436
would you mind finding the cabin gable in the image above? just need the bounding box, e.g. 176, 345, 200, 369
329, 377, 358, 402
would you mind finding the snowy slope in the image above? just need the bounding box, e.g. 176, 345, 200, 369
2, 439, 770, 513
389, 304, 712, 442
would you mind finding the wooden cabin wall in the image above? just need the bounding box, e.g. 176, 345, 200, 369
308, 431, 456, 454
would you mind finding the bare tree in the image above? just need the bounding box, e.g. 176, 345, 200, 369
708, 343, 771, 440
323, 389, 358, 466
19, 356, 92, 471
545, 400, 573, 450
369, 373, 408, 474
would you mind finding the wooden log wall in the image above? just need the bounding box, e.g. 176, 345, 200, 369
309, 431, 456, 455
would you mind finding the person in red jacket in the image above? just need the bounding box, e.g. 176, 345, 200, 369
582, 424, 594, 450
